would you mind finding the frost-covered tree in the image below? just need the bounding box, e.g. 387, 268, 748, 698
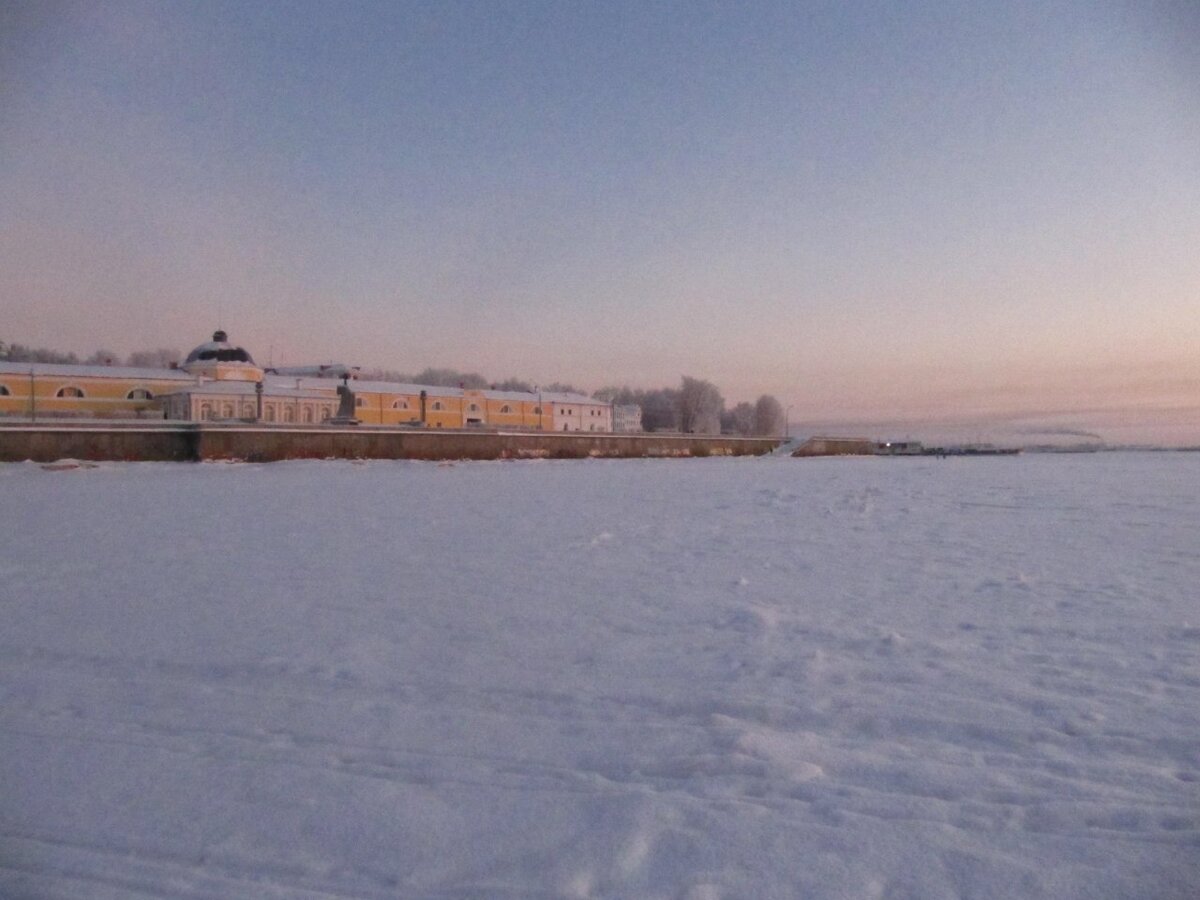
677, 376, 723, 434
638, 388, 680, 431
753, 394, 785, 436
722, 401, 755, 436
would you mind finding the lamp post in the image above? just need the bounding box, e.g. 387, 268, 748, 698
784, 405, 794, 440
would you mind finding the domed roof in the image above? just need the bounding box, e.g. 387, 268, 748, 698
184, 330, 256, 366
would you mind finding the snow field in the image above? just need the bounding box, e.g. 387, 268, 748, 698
0, 453, 1198, 898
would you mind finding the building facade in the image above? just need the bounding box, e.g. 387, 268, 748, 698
1, 330, 621, 432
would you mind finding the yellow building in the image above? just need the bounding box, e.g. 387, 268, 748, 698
0, 362, 195, 420
1, 330, 617, 431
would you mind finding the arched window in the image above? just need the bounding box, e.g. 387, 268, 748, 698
432, 400, 444, 411
532, 406, 542, 415
242, 403, 254, 417
283, 406, 296, 423
126, 388, 153, 401
302, 406, 314, 423
392, 399, 409, 410
355, 396, 365, 408
321, 407, 331, 421
264, 405, 276, 422
0, 385, 10, 396
56, 386, 85, 398
200, 402, 213, 420
222, 403, 235, 418
499, 405, 512, 414
468, 402, 480, 413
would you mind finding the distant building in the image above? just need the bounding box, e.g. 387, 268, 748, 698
1, 330, 614, 431
613, 404, 642, 433
792, 436, 875, 457
876, 441, 924, 456
546, 392, 612, 432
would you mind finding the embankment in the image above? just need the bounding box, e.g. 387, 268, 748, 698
0, 422, 780, 463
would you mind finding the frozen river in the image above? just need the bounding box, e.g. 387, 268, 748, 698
1, 453, 1198, 898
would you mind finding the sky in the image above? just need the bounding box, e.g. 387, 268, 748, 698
3, 1, 1198, 443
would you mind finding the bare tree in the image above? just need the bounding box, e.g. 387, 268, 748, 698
404, 368, 489, 388
1, 341, 79, 364
83, 349, 121, 366
677, 376, 723, 434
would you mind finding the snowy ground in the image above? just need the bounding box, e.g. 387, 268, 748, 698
1, 453, 1198, 899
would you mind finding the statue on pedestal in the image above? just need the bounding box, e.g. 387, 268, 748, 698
329, 374, 361, 425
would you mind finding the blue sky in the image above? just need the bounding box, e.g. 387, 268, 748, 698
3, 1, 1198, 441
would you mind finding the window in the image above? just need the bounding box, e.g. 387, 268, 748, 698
200, 402, 213, 420
264, 405, 276, 422
242, 403, 255, 417
355, 396, 365, 408
321, 407, 331, 421
432, 400, 444, 411
532, 406, 541, 415
499, 405, 512, 414
0, 385, 10, 396
222, 403, 235, 418
392, 399, 409, 410
283, 406, 296, 423
468, 403, 480, 412
56, 386, 85, 398
126, 388, 153, 401
302, 406, 314, 423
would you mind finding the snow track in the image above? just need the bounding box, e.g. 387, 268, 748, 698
1, 454, 1198, 898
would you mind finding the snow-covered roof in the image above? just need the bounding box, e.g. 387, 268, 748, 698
333, 379, 464, 398
539, 391, 603, 405
184, 330, 256, 366
0, 361, 194, 382
158, 380, 334, 399
480, 388, 544, 402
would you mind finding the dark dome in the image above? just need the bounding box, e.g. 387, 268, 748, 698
184, 330, 256, 365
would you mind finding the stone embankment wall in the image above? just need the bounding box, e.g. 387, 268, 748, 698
0, 423, 779, 463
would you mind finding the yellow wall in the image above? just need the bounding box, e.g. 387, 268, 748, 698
0, 370, 588, 431
346, 387, 555, 429
0, 372, 189, 419
423, 394, 462, 428
485, 397, 550, 429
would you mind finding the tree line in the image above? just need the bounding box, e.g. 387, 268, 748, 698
596, 378, 784, 436
0, 341, 181, 368
3, 340, 783, 435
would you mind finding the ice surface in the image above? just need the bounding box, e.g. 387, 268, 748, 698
1, 454, 1197, 898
